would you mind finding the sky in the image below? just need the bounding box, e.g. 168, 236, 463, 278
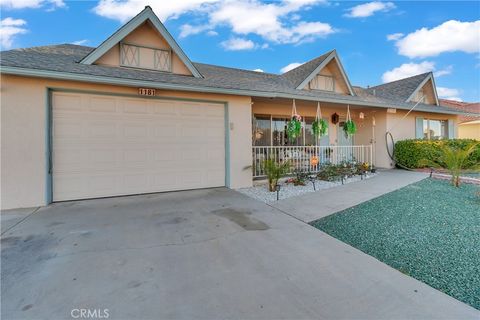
1, 0, 479, 102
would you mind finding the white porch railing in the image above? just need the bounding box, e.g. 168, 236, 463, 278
252, 145, 373, 178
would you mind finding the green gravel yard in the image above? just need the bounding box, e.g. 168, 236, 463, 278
311, 178, 480, 310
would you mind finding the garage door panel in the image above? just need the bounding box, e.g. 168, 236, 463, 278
53, 92, 225, 201
89, 97, 117, 113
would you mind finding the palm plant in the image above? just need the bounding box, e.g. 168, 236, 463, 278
419, 143, 480, 187
262, 158, 292, 192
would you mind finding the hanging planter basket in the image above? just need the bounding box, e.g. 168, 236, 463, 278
343, 105, 357, 137
287, 99, 302, 142
312, 102, 328, 140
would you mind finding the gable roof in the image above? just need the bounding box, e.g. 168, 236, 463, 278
281, 50, 355, 95
0, 44, 468, 116
80, 6, 202, 78
366, 72, 439, 105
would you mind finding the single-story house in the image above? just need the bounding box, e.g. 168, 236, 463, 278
439, 99, 480, 140
0, 6, 472, 209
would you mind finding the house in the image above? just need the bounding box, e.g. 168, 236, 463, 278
0, 6, 470, 209
439, 99, 480, 139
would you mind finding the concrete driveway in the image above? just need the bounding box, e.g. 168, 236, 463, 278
1, 188, 478, 319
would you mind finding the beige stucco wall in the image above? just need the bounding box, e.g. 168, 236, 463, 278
95, 21, 192, 76
377, 110, 458, 168
458, 122, 480, 139
1, 75, 252, 209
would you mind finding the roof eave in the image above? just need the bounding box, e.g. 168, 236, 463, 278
1, 66, 466, 116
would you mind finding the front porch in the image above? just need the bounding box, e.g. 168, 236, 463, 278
251, 97, 380, 177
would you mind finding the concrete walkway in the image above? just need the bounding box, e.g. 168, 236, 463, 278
2, 187, 478, 319
271, 169, 428, 222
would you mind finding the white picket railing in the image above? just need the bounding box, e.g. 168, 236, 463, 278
252, 145, 373, 177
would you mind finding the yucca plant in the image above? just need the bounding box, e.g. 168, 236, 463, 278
419, 143, 480, 187
262, 158, 292, 192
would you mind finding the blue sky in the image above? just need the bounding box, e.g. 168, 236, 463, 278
1, 0, 479, 102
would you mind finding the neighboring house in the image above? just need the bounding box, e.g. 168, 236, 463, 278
439, 99, 480, 140
0, 6, 471, 209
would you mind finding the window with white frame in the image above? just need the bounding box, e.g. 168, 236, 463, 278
309, 75, 335, 92
423, 119, 448, 140
120, 43, 171, 72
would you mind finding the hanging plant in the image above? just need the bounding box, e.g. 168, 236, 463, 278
312, 118, 328, 138
312, 102, 328, 139
287, 114, 302, 141
287, 99, 302, 142
343, 105, 357, 137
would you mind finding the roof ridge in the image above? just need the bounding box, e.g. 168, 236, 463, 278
369, 71, 431, 89
281, 49, 334, 76
193, 62, 279, 76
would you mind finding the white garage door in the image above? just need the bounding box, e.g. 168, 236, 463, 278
52, 92, 225, 201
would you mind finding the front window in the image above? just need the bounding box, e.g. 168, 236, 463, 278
423, 119, 448, 140
252, 115, 328, 146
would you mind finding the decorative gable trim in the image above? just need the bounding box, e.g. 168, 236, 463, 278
296, 50, 355, 96
80, 6, 202, 78
406, 73, 439, 106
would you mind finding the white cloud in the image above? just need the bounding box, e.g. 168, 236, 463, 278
209, 0, 334, 44
437, 87, 461, 98
387, 33, 403, 41
0, 0, 65, 9
280, 62, 304, 73
381, 61, 435, 83
393, 20, 480, 58
93, 0, 217, 23
94, 0, 335, 45
71, 39, 88, 45
344, 1, 395, 18
221, 37, 255, 51
434, 65, 453, 77
0, 17, 27, 49
206, 30, 218, 36
179, 24, 211, 38
253, 68, 264, 72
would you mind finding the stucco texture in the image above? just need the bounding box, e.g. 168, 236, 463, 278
1, 75, 252, 209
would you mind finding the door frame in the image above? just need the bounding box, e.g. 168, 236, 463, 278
46, 87, 230, 204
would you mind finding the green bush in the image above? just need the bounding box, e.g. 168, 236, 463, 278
394, 139, 480, 168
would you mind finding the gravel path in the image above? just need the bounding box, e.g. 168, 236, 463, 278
237, 173, 377, 203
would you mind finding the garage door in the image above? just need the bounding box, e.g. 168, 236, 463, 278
52, 92, 225, 201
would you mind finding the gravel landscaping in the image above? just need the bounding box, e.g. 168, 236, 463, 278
237, 173, 377, 203
311, 178, 480, 310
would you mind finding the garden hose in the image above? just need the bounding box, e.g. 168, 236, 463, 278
385, 96, 426, 171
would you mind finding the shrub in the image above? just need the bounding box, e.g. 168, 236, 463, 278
394, 139, 480, 169
419, 143, 480, 187
262, 159, 292, 192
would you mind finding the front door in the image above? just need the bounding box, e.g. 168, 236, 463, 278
336, 120, 354, 162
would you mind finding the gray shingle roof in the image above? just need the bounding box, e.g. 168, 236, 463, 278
0, 44, 469, 116
281, 50, 332, 88
366, 72, 430, 103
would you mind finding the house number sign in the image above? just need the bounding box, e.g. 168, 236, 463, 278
138, 88, 156, 96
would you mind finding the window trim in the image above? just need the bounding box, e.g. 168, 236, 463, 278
119, 42, 172, 72
423, 118, 448, 140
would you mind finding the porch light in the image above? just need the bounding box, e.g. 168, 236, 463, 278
331, 113, 339, 124
359, 112, 365, 119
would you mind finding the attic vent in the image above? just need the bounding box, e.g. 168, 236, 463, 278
120, 43, 171, 72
